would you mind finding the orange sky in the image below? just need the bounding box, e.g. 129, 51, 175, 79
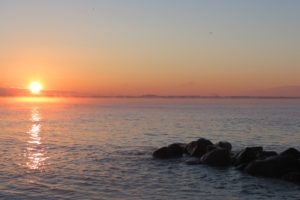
1, 1, 300, 96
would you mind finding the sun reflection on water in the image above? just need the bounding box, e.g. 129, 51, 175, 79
25, 107, 48, 170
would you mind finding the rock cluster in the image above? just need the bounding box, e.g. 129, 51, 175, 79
152, 138, 300, 184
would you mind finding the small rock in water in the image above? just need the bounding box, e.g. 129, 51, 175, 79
186, 138, 213, 157
153, 147, 170, 159
244, 155, 299, 178
282, 172, 300, 183
206, 145, 217, 152
168, 143, 187, 155
233, 147, 263, 167
201, 148, 231, 166
280, 148, 300, 159
257, 151, 278, 160
215, 141, 232, 151
152, 143, 186, 159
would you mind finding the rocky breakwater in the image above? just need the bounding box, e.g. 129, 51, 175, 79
152, 138, 300, 184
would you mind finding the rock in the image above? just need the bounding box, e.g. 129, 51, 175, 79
206, 145, 217, 152
168, 143, 187, 154
186, 138, 213, 157
233, 147, 263, 167
235, 163, 248, 171
257, 151, 278, 160
201, 148, 231, 166
186, 158, 202, 165
282, 172, 300, 184
152, 143, 186, 159
244, 155, 299, 178
206, 141, 232, 153
215, 141, 232, 151
280, 148, 300, 159
153, 147, 170, 159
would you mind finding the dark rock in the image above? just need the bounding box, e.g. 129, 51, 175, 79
257, 151, 278, 160
186, 158, 202, 165
233, 147, 263, 166
153, 147, 170, 159
168, 143, 187, 154
186, 138, 213, 157
282, 172, 300, 183
244, 155, 299, 178
235, 163, 248, 171
206, 141, 232, 153
215, 141, 232, 151
201, 148, 231, 166
206, 145, 217, 152
280, 148, 300, 159
153, 143, 186, 159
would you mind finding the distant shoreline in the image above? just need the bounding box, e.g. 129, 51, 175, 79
1, 87, 300, 99
1, 95, 300, 99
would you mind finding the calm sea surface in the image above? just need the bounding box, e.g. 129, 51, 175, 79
0, 97, 299, 200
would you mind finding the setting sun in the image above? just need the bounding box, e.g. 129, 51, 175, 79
29, 82, 43, 94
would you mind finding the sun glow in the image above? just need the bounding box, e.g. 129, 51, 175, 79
29, 82, 43, 94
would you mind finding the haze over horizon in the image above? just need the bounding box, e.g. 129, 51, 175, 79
1, 85, 300, 97
1, 0, 300, 96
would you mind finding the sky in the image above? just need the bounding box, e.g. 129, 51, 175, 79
0, 0, 300, 96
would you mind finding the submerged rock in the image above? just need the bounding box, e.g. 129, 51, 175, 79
152, 143, 186, 159
186, 138, 213, 157
201, 148, 231, 166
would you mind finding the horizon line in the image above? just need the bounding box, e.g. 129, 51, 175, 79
1, 94, 300, 99
0, 87, 300, 99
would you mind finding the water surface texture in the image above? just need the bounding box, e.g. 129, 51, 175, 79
0, 98, 299, 200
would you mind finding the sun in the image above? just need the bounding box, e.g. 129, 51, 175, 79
29, 82, 43, 94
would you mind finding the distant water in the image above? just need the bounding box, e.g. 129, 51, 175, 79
0, 97, 299, 200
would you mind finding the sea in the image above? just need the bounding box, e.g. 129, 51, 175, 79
0, 97, 299, 200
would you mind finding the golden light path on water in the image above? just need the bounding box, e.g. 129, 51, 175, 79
25, 107, 48, 170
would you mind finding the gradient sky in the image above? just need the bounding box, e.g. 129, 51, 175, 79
1, 0, 300, 96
